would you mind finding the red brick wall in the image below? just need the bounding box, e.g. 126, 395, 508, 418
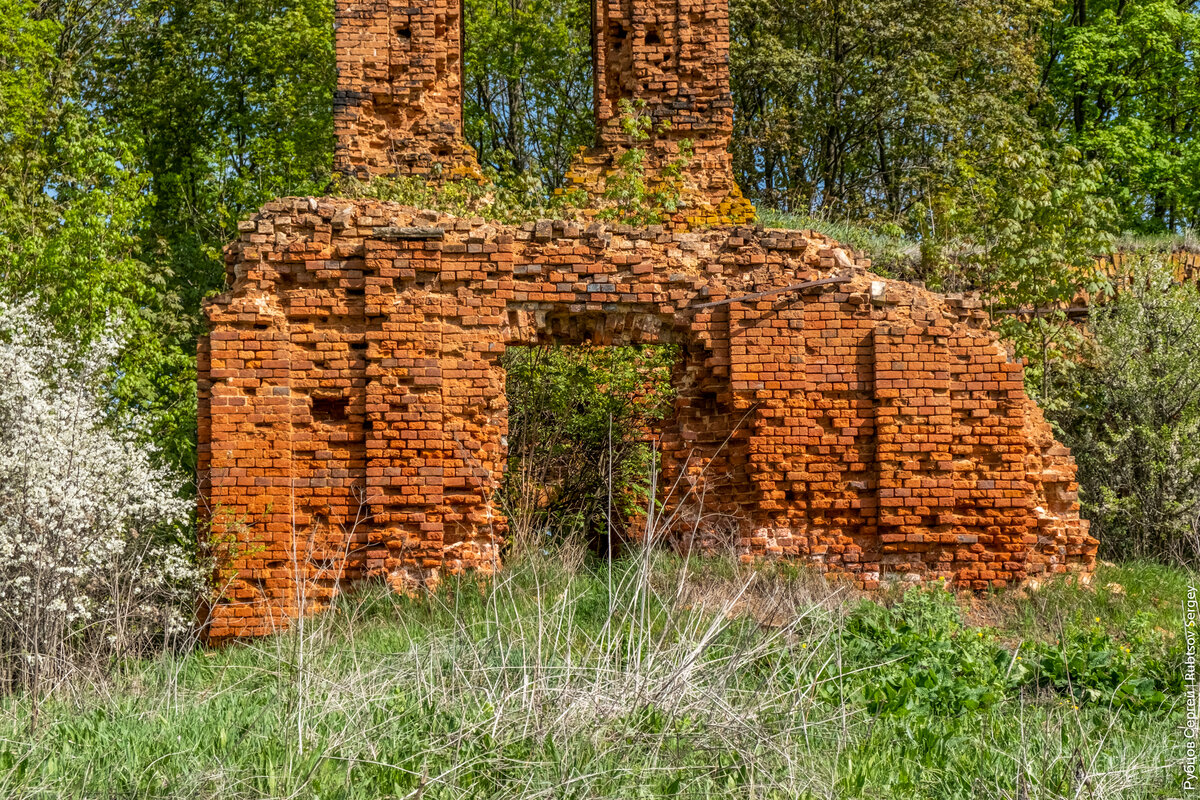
199, 199, 1096, 639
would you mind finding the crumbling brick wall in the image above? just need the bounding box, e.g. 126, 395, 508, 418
199, 0, 1098, 639
200, 199, 1096, 639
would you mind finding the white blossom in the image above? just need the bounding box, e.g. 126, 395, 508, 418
0, 302, 196, 689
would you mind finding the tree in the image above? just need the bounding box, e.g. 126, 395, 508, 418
93, 0, 335, 470
502, 344, 676, 549
1050, 254, 1200, 563
0, 0, 148, 338
941, 139, 1114, 399
0, 302, 194, 694
729, 0, 1050, 228
464, 0, 594, 193
1041, 0, 1200, 232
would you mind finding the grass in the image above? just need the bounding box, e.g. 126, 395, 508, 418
0, 550, 1190, 799
757, 207, 1200, 285
754, 207, 919, 277
1112, 229, 1199, 254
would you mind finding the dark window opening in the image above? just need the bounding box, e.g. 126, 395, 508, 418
311, 395, 350, 423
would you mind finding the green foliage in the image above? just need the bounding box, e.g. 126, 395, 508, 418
94, 0, 335, 470
730, 0, 1198, 237
845, 578, 1184, 717
1050, 254, 1200, 563
947, 139, 1114, 399
2, 0, 336, 474
0, 0, 149, 337
1042, 0, 1200, 233
1022, 626, 1181, 710
0, 0, 200, 470
941, 141, 1112, 307
502, 343, 677, 545
845, 588, 1012, 715
463, 0, 594, 194
0, 556, 1187, 798
597, 99, 694, 226
730, 0, 1051, 225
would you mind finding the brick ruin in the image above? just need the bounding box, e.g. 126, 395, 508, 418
199, 0, 1097, 638
334, 0, 480, 181
560, 0, 755, 226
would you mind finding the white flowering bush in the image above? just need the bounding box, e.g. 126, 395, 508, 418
0, 303, 196, 693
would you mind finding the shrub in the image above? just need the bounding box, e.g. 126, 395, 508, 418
501, 343, 676, 548
1050, 254, 1200, 564
596, 98, 693, 226
0, 303, 195, 694
1021, 627, 1180, 710
843, 587, 1012, 715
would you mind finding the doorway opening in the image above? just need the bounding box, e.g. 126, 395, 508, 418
499, 342, 678, 556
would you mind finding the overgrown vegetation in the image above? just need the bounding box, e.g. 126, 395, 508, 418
501, 343, 677, 548
0, 550, 1186, 798
594, 99, 694, 226
0, 304, 195, 698
1048, 253, 1200, 563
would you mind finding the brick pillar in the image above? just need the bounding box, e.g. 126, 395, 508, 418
360, 232, 506, 590
334, 0, 481, 180
200, 312, 302, 639
565, 0, 754, 226
362, 238, 450, 587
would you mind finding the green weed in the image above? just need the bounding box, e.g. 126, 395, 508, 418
0, 553, 1189, 799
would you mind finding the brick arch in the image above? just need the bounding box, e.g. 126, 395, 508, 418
200, 199, 1096, 639
204, 0, 1094, 643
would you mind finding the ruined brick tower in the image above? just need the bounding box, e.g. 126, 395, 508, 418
333, 0, 480, 180
333, 0, 751, 223
562, 0, 755, 224
198, 0, 1096, 639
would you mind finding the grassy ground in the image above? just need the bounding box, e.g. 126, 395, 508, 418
0, 550, 1190, 799
755, 208, 919, 277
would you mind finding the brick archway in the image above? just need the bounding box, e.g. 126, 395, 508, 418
199, 0, 1095, 640
199, 200, 1095, 639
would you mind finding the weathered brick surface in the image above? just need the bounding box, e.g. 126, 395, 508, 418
334, 0, 481, 180
560, 0, 755, 225
333, 0, 752, 224
200, 199, 1096, 638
